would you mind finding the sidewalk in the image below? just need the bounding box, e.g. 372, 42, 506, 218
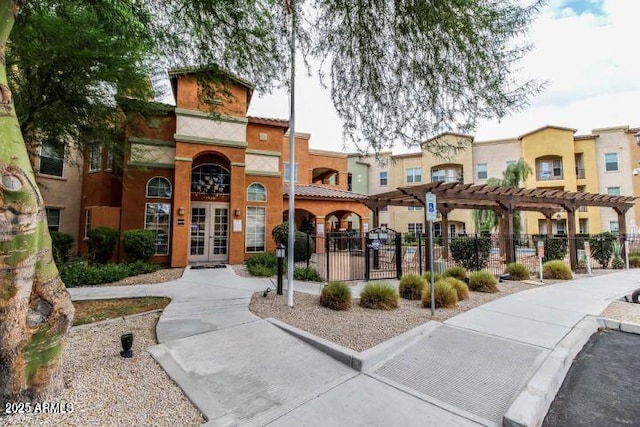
68, 268, 640, 426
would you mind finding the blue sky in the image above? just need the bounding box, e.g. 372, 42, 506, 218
248, 0, 640, 152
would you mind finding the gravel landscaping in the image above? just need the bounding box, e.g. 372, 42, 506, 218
0, 313, 204, 427
99, 267, 185, 287
601, 300, 640, 324
250, 279, 542, 352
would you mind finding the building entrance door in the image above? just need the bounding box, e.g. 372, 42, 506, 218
189, 203, 229, 263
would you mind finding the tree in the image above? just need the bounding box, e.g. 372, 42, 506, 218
1, 0, 543, 402
473, 159, 532, 235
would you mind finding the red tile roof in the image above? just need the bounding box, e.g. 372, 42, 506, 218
283, 184, 368, 200
247, 116, 290, 128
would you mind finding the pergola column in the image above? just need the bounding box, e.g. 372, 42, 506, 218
565, 205, 578, 271
498, 203, 515, 264
439, 205, 451, 260
613, 207, 630, 255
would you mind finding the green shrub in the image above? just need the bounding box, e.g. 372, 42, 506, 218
422, 279, 458, 309
320, 281, 352, 310
294, 267, 322, 281
271, 223, 315, 262
505, 263, 530, 281
247, 263, 275, 277
443, 266, 468, 281
127, 260, 160, 276
542, 260, 572, 280
123, 229, 156, 262
450, 236, 492, 270
468, 271, 499, 293
50, 231, 74, 265
87, 226, 119, 264
532, 235, 568, 262
399, 274, 426, 300
443, 277, 469, 300
422, 271, 442, 283
360, 282, 399, 310
612, 256, 625, 269
61, 262, 129, 287
629, 255, 640, 268
589, 232, 616, 268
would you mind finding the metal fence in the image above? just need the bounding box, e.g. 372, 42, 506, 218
294, 232, 635, 282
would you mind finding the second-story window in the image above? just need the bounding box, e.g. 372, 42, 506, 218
476, 163, 488, 180
536, 158, 563, 180
89, 145, 102, 172
605, 153, 619, 172
39, 141, 64, 177
379, 171, 388, 186
406, 167, 422, 183
607, 187, 621, 196
284, 163, 298, 182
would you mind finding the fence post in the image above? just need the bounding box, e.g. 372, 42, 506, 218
325, 234, 330, 282
474, 234, 479, 271
306, 233, 311, 269
395, 233, 402, 279
418, 232, 423, 275
365, 232, 370, 281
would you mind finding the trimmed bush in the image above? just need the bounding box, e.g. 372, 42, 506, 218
612, 256, 625, 270
127, 260, 160, 276
422, 279, 458, 309
123, 229, 156, 262
271, 222, 315, 262
443, 277, 469, 300
505, 263, 530, 281
246, 252, 278, 276
399, 274, 426, 300
247, 264, 275, 277
589, 232, 616, 268
50, 231, 74, 265
443, 266, 467, 281
468, 271, 499, 293
360, 282, 399, 310
320, 281, 352, 310
422, 271, 443, 284
87, 226, 119, 264
60, 261, 159, 287
450, 236, 492, 270
542, 260, 572, 280
629, 255, 640, 268
532, 235, 568, 262
294, 267, 322, 281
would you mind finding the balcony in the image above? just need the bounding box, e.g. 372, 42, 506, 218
431, 166, 464, 184
536, 169, 563, 181
575, 167, 586, 179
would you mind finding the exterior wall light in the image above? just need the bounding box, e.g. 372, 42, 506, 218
177, 207, 185, 216
234, 209, 241, 217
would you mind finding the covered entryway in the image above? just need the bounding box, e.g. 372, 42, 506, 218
189, 202, 230, 263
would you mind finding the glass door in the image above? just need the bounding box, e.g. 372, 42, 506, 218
210, 206, 229, 262
189, 204, 208, 263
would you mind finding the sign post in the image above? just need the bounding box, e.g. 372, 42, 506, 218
426, 192, 437, 316
537, 240, 544, 282
584, 241, 592, 276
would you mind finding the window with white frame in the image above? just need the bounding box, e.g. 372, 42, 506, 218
89, 145, 102, 172
146, 177, 172, 198
476, 163, 488, 180
379, 171, 388, 186
145, 203, 171, 255
39, 141, 64, 177
247, 183, 267, 201
536, 158, 563, 180
610, 221, 619, 233
605, 153, 619, 172
607, 187, 621, 196
406, 167, 422, 183
46, 208, 61, 233
408, 223, 423, 235
284, 163, 298, 182
246, 206, 266, 252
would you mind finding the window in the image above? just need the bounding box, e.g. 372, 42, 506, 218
39, 141, 64, 177
536, 158, 563, 180
408, 206, 423, 211
106, 150, 114, 171
145, 203, 171, 255
610, 221, 619, 233
476, 163, 488, 180
450, 224, 456, 237
46, 208, 61, 233
284, 163, 298, 182
347, 173, 353, 191
607, 187, 621, 196
408, 223, 423, 235
434, 223, 442, 237
605, 153, 619, 172
406, 167, 422, 183
431, 167, 463, 184
579, 219, 588, 234
246, 207, 266, 252
89, 145, 102, 172
84, 209, 91, 239
379, 171, 388, 186
380, 223, 388, 229
247, 183, 267, 201
147, 177, 172, 198
191, 164, 231, 195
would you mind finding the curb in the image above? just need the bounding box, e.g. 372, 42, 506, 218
71, 308, 164, 330
503, 316, 640, 427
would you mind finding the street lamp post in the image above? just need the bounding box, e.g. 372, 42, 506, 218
276, 243, 285, 295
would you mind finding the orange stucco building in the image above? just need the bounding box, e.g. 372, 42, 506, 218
78, 69, 368, 266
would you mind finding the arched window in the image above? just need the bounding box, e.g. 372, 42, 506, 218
247, 183, 266, 201
146, 177, 172, 198
191, 164, 230, 195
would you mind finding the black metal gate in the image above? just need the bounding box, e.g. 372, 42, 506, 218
323, 231, 365, 281
365, 227, 402, 280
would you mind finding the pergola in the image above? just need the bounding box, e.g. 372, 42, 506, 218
363, 182, 636, 270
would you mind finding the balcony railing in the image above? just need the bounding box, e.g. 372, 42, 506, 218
536, 169, 563, 181
576, 167, 586, 179
578, 206, 588, 213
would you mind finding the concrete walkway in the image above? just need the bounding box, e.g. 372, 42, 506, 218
68, 268, 640, 426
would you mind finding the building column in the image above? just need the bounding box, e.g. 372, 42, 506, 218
228, 162, 246, 264
566, 206, 578, 271
440, 207, 450, 260
171, 157, 192, 268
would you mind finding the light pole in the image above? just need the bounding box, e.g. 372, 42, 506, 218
286, 0, 296, 307
276, 243, 285, 295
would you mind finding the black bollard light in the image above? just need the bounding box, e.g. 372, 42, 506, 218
276, 243, 285, 295
120, 333, 133, 358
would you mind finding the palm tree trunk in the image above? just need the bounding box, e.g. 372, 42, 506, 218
1, 0, 74, 404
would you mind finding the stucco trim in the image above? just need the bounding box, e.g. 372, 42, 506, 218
128, 161, 176, 169
231, 162, 246, 167
245, 170, 281, 177
174, 134, 248, 148
246, 149, 281, 157
175, 108, 249, 124
128, 136, 175, 147
309, 149, 347, 158
174, 157, 193, 162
